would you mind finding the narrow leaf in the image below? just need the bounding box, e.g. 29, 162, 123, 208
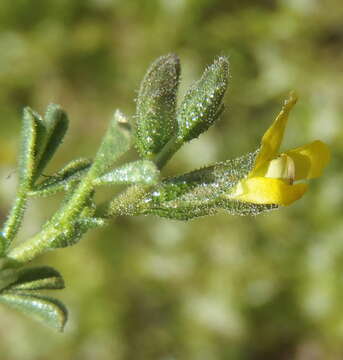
0, 269, 18, 292
29, 158, 92, 197
16, 107, 38, 191
4, 266, 64, 291
177, 56, 229, 142
0, 293, 67, 331
89, 110, 131, 177
135, 54, 180, 157
1, 108, 39, 246
34, 104, 69, 179
93, 160, 159, 186
0, 233, 5, 256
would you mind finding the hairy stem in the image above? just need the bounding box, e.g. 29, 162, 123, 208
154, 135, 183, 169
1, 192, 28, 254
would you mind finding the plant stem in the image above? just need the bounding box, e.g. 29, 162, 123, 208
154, 135, 183, 169
1, 193, 28, 254
6, 169, 98, 265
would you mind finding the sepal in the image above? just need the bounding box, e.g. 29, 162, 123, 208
137, 151, 278, 219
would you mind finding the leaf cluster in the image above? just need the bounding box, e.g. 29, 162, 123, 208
0, 54, 274, 330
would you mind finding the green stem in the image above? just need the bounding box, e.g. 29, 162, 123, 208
154, 135, 183, 169
5, 226, 59, 265
1, 192, 28, 254
6, 170, 97, 265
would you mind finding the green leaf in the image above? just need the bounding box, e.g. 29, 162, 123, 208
90, 110, 131, 177
17, 107, 39, 194
34, 104, 69, 179
4, 266, 64, 291
0, 293, 67, 331
30, 158, 92, 197
0, 269, 18, 292
177, 56, 229, 142
93, 160, 159, 186
135, 54, 180, 158
0, 233, 5, 256
1, 108, 40, 247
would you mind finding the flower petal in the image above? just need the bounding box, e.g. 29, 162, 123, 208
285, 140, 330, 180
228, 177, 308, 206
253, 92, 298, 172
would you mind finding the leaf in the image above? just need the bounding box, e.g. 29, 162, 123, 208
135, 54, 180, 157
4, 266, 64, 291
93, 160, 160, 186
1, 108, 40, 246
29, 158, 92, 197
0, 233, 5, 256
34, 104, 69, 179
0, 293, 67, 331
89, 110, 131, 177
18, 107, 39, 194
177, 56, 229, 142
0, 269, 18, 292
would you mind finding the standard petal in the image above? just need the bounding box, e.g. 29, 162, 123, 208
228, 177, 308, 206
285, 140, 330, 180
253, 92, 298, 172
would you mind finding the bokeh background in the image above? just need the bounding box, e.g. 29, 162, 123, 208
0, 0, 342, 359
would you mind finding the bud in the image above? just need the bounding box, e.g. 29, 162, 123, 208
135, 54, 180, 158
177, 56, 229, 142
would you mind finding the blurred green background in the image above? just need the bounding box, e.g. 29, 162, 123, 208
0, 0, 342, 359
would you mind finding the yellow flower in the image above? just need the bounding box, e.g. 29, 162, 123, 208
228, 92, 330, 206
